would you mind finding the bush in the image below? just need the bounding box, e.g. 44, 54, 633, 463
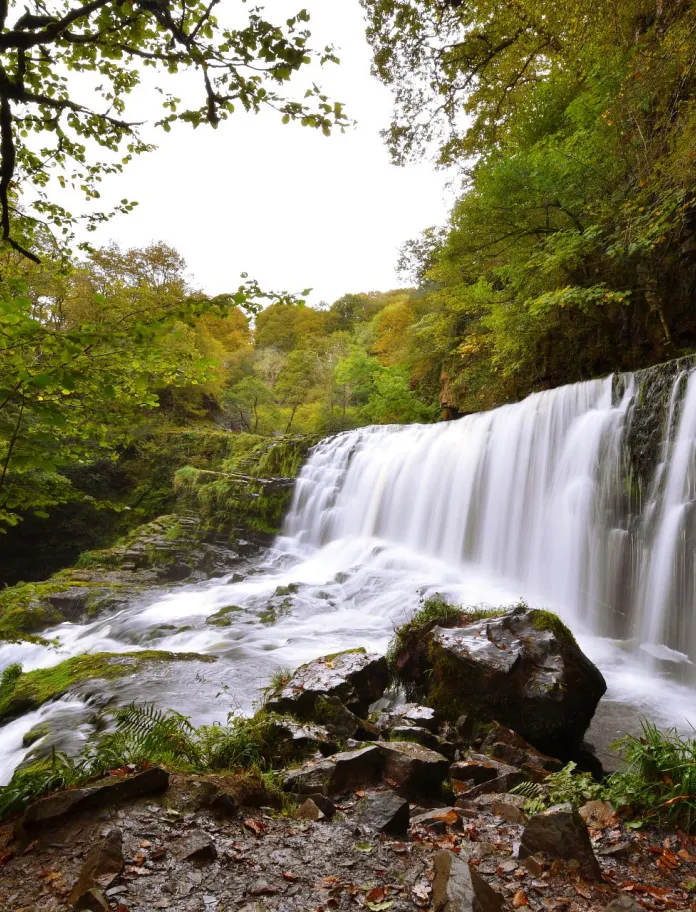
606, 720, 696, 832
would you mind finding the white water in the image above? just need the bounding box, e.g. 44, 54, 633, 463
3, 369, 696, 780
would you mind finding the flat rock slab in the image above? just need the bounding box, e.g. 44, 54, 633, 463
353, 790, 410, 835
379, 741, 449, 794
18, 767, 169, 838
450, 752, 519, 784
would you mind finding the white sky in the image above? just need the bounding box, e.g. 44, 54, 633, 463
87, 0, 455, 306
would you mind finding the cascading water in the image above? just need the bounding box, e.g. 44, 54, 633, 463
3, 364, 696, 780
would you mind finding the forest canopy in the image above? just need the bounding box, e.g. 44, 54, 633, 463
3, 0, 696, 532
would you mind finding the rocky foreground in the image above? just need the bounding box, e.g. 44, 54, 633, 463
1, 606, 695, 911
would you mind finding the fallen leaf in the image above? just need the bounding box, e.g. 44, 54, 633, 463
282, 871, 299, 881
355, 843, 373, 853
512, 889, 529, 907
243, 818, 266, 836
575, 882, 592, 900
366, 886, 385, 903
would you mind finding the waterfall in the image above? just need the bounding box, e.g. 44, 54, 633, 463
286, 367, 696, 680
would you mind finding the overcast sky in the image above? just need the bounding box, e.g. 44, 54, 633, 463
89, 0, 455, 306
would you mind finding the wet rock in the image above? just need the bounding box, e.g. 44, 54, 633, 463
309, 694, 377, 741
394, 606, 606, 756
265, 649, 388, 718
411, 807, 460, 833
453, 768, 527, 799
353, 791, 410, 835
283, 746, 383, 795
18, 766, 168, 834
47, 588, 91, 621
389, 725, 443, 752
379, 741, 449, 794
271, 716, 340, 757
432, 849, 504, 912
70, 828, 124, 906
174, 830, 218, 864
490, 799, 527, 825
372, 702, 439, 734
306, 793, 336, 818
482, 725, 564, 773
195, 781, 238, 817
520, 803, 601, 879
450, 752, 519, 785
297, 798, 328, 821
73, 887, 111, 911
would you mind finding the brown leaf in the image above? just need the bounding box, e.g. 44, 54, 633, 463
512, 889, 529, 907
243, 818, 266, 836
282, 871, 299, 881
366, 886, 385, 903
575, 882, 592, 900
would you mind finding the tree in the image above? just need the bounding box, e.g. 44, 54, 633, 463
275, 348, 318, 433
0, 0, 348, 259
224, 376, 275, 433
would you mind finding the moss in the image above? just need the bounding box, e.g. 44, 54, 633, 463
0, 650, 216, 722
528, 609, 578, 648
322, 647, 367, 662
206, 605, 243, 628
22, 721, 51, 748
0, 580, 73, 643
274, 583, 299, 597
387, 596, 508, 675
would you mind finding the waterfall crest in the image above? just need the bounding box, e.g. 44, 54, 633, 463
285, 367, 696, 678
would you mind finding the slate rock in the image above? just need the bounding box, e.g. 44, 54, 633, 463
411, 807, 460, 833
271, 715, 340, 757
482, 725, 564, 773
490, 799, 527, 825
450, 752, 519, 785
379, 741, 449, 794
18, 767, 169, 838
520, 803, 602, 879
432, 849, 504, 912
174, 829, 218, 864
196, 781, 238, 817
283, 746, 383, 795
297, 798, 327, 821
453, 769, 527, 799
393, 605, 606, 756
353, 791, 410, 835
70, 828, 124, 906
265, 649, 388, 718
389, 725, 443, 752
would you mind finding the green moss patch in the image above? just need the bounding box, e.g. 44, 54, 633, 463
0, 650, 215, 722
206, 605, 244, 627
528, 608, 578, 648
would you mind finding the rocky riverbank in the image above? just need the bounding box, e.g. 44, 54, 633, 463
1, 604, 695, 911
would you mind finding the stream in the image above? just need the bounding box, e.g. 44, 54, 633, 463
3, 371, 696, 783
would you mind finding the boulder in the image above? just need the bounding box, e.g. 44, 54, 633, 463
353, 791, 410, 835
70, 828, 124, 906
453, 769, 526, 799
432, 850, 504, 912
297, 797, 328, 821
393, 606, 605, 756
265, 648, 388, 719
490, 799, 527, 825
388, 725, 446, 754
271, 715, 340, 757
520, 803, 602, 879
379, 741, 450, 795
309, 695, 378, 741
283, 746, 383, 795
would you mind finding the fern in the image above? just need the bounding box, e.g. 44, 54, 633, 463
510, 763, 605, 816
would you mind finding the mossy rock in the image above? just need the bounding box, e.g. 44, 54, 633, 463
391, 603, 606, 757
0, 650, 216, 723
206, 605, 244, 627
